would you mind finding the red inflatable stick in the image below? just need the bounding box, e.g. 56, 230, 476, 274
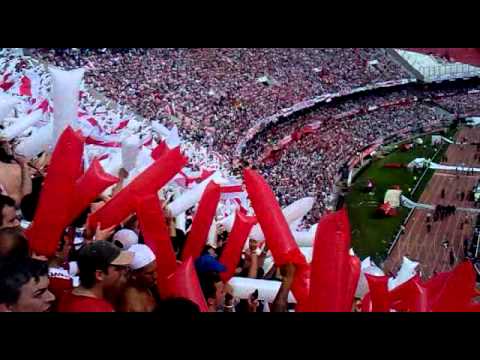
361, 292, 372, 312
26, 126, 84, 257
365, 274, 390, 312
219, 211, 257, 283
19, 76, 32, 97
458, 302, 480, 312
243, 169, 305, 266
333, 208, 351, 308
151, 140, 168, 160
337, 207, 352, 244
431, 261, 477, 312
70, 158, 119, 222
308, 211, 348, 311
181, 181, 221, 261
164, 257, 208, 312
423, 271, 450, 310
136, 194, 178, 296
389, 275, 428, 312
342, 255, 361, 312
291, 263, 311, 310
88, 147, 187, 230
243, 169, 309, 307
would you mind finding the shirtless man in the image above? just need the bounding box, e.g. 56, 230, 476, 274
117, 244, 158, 312
0, 140, 33, 207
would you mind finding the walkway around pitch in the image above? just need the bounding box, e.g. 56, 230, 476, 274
384, 127, 480, 279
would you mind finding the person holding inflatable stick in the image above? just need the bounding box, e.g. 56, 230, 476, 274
243, 169, 310, 309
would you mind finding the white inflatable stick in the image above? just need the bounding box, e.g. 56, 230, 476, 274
249, 197, 315, 241
50, 67, 85, 144
165, 125, 181, 148
228, 277, 296, 303
2, 110, 43, 140
15, 122, 53, 159
167, 172, 226, 217
388, 256, 419, 290
293, 224, 318, 247
121, 135, 141, 171
0, 93, 19, 124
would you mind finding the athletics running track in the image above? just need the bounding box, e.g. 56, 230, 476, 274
383, 127, 480, 280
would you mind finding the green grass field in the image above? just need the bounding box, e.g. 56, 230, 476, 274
345, 128, 456, 263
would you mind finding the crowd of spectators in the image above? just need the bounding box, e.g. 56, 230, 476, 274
245, 96, 451, 225
0, 134, 294, 313
3, 48, 480, 312
433, 91, 480, 115
1, 48, 301, 313
29, 48, 411, 153
26, 48, 480, 227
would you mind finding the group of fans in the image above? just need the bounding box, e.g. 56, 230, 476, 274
0, 134, 294, 312
2, 48, 480, 312
30, 48, 480, 228
242, 91, 452, 225
29, 48, 411, 153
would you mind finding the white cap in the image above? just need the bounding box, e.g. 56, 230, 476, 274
112, 229, 139, 250
129, 244, 156, 271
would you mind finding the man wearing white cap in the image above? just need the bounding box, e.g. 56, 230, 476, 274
117, 244, 158, 312
112, 229, 139, 250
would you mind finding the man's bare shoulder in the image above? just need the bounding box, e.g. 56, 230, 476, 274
0, 162, 21, 192
0, 162, 21, 171
124, 286, 143, 297
120, 286, 156, 312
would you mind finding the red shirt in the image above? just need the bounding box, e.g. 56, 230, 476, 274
58, 291, 114, 313
48, 276, 73, 312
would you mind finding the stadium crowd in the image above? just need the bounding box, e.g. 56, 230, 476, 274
433, 91, 480, 115
0, 133, 291, 312
0, 48, 302, 313
243, 91, 452, 224
28, 46, 480, 227
2, 48, 480, 312
29, 48, 411, 153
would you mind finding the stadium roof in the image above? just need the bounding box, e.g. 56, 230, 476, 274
404, 48, 480, 67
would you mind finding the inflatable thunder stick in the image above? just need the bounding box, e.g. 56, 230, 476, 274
1, 110, 43, 140
308, 212, 343, 312
15, 122, 54, 159
249, 197, 315, 241
164, 257, 209, 312
26, 127, 84, 257
243, 169, 306, 266
342, 255, 361, 311
87, 147, 187, 230
181, 181, 221, 261
243, 169, 309, 306
219, 211, 257, 283
50, 67, 85, 145
121, 135, 141, 171
355, 257, 385, 299
364, 274, 391, 312
431, 261, 477, 312
70, 159, 119, 222
151, 140, 168, 160
136, 194, 178, 296
307, 208, 355, 312
389, 275, 428, 312
167, 172, 223, 218
228, 277, 297, 303
0, 93, 19, 123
